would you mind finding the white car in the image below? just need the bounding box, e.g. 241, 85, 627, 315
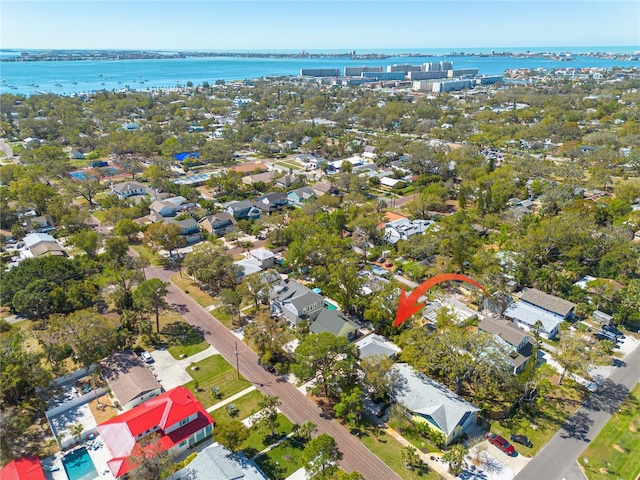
140, 351, 154, 363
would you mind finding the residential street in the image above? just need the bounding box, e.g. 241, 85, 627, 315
515, 341, 640, 480
146, 266, 401, 480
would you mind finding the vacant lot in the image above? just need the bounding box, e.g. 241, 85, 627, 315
581, 383, 640, 480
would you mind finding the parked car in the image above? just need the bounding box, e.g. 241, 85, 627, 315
384, 262, 393, 268
258, 360, 276, 374
486, 433, 516, 455
595, 330, 619, 342
509, 433, 532, 448
602, 325, 624, 339
140, 351, 154, 363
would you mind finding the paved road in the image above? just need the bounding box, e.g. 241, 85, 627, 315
515, 343, 640, 480
147, 266, 401, 480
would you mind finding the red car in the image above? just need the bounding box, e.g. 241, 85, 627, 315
486, 433, 516, 455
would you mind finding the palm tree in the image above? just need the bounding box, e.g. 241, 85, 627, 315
70, 423, 84, 444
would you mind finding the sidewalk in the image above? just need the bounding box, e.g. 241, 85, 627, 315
206, 386, 257, 413
175, 345, 219, 368
383, 426, 457, 480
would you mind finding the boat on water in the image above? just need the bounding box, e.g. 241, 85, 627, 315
37, 90, 48, 95
54, 83, 63, 87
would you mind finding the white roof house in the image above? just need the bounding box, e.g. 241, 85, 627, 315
384, 218, 434, 244
503, 301, 565, 340
390, 363, 479, 446
355, 334, 401, 359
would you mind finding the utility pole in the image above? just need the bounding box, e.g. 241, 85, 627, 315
234, 341, 240, 380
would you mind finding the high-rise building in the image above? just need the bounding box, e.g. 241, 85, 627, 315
387, 64, 422, 73
344, 65, 383, 76
300, 68, 340, 77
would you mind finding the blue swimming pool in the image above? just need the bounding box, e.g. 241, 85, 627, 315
62, 447, 98, 480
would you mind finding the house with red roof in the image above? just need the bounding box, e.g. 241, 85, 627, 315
97, 386, 214, 478
0, 457, 45, 480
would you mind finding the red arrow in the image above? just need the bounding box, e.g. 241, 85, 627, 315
394, 273, 487, 327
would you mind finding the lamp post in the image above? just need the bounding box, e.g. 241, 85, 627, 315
234, 342, 240, 380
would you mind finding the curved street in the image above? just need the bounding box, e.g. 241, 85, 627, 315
147, 266, 401, 480
515, 341, 640, 480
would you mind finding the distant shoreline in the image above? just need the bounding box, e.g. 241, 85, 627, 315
1, 49, 638, 63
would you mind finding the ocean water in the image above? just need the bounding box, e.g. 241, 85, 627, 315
1, 47, 639, 97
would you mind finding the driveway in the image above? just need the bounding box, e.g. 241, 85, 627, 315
148, 349, 194, 390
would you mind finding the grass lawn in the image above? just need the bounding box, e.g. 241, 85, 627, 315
130, 244, 163, 266
209, 389, 264, 424
357, 419, 442, 480
254, 436, 307, 480
170, 273, 216, 308
242, 414, 294, 458
211, 307, 237, 330
183, 355, 250, 408
491, 378, 587, 456
581, 383, 640, 480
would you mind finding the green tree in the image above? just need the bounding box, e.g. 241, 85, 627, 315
257, 395, 281, 437
556, 327, 610, 385
297, 420, 317, 441
299, 434, 343, 478
144, 222, 183, 256
401, 446, 421, 470
11, 279, 57, 319
334, 387, 364, 427
104, 236, 130, 263
64, 177, 104, 206
292, 332, 360, 398
218, 289, 242, 326
114, 218, 141, 241
212, 420, 250, 452
133, 279, 169, 332
127, 433, 173, 480
360, 354, 399, 401
442, 443, 468, 475
69, 229, 101, 258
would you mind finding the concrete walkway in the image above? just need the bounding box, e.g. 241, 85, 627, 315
383, 426, 457, 480
175, 345, 219, 368
250, 429, 297, 461
207, 386, 257, 413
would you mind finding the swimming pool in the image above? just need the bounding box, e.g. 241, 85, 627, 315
62, 447, 99, 480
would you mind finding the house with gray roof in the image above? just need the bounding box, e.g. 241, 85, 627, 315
390, 363, 479, 446
355, 333, 401, 359
164, 218, 202, 244
287, 187, 316, 207
519, 288, 576, 319
253, 192, 288, 213
226, 200, 261, 220
198, 212, 238, 237
173, 442, 267, 480
309, 309, 359, 340
478, 317, 535, 374
99, 350, 163, 411
111, 181, 147, 199
384, 218, 434, 245
503, 300, 564, 340
270, 279, 324, 326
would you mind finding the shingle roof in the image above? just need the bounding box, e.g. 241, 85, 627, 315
111, 181, 146, 193
99, 351, 162, 407
355, 333, 401, 359
519, 288, 576, 318
478, 317, 528, 347
309, 309, 358, 337
390, 363, 479, 437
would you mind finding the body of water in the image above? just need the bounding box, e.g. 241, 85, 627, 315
1, 47, 639, 97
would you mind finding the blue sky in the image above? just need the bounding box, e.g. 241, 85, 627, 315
1, 1, 639, 50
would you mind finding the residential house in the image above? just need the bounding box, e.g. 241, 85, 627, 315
149, 196, 188, 219
198, 212, 238, 237
241, 171, 274, 187
593, 310, 613, 327
22, 233, 66, 259
390, 363, 480, 446
164, 218, 202, 244
270, 279, 324, 326
295, 154, 327, 170
634, 229, 640, 242
234, 257, 264, 282
478, 317, 535, 374
99, 350, 163, 411
111, 181, 147, 199
311, 181, 340, 197
97, 386, 214, 479
519, 288, 576, 320
502, 288, 575, 340
0, 457, 46, 480
275, 175, 296, 189
172, 442, 267, 480
383, 217, 434, 245
422, 297, 482, 325
309, 308, 359, 340
249, 248, 276, 269
70, 149, 86, 159
354, 333, 401, 360
226, 200, 262, 220
362, 145, 377, 161
253, 192, 288, 214
380, 177, 405, 189
287, 187, 316, 207
25, 215, 55, 234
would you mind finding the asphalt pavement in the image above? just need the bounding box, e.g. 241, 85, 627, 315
146, 266, 401, 480
515, 341, 640, 480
